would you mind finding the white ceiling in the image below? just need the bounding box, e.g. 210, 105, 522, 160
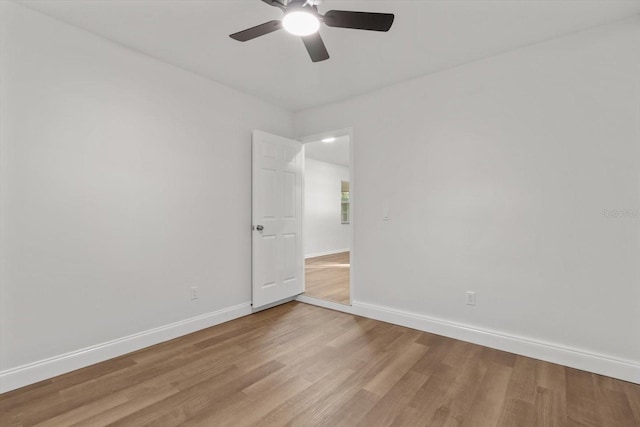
17, 0, 640, 112
305, 135, 350, 167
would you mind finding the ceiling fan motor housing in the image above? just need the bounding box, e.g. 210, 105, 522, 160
286, 0, 319, 15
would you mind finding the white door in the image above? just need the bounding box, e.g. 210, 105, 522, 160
252, 130, 304, 308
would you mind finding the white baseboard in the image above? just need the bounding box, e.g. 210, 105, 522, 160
305, 248, 350, 259
4, 298, 637, 394
0, 302, 252, 393
350, 301, 640, 384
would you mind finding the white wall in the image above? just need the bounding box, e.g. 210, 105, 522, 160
295, 18, 640, 381
304, 158, 350, 257
0, 1, 293, 389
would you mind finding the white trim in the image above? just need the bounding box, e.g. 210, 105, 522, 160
347, 127, 354, 306
0, 302, 252, 393
297, 128, 352, 144
296, 294, 357, 314
304, 248, 350, 259
349, 301, 640, 384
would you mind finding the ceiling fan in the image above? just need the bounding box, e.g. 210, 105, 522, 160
229, 0, 395, 62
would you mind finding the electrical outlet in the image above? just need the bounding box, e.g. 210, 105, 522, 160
466, 291, 476, 306
191, 286, 198, 301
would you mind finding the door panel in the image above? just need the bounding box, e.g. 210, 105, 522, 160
252, 130, 304, 308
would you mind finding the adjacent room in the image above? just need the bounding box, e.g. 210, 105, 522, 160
303, 135, 351, 305
1, 0, 639, 425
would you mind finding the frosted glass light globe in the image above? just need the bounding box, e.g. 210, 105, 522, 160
282, 11, 320, 36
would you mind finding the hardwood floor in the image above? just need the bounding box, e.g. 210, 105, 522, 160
305, 251, 350, 305
1, 302, 639, 426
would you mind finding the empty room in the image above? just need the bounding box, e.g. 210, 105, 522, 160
1, 0, 639, 426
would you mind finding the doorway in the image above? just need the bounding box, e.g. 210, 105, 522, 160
302, 133, 352, 305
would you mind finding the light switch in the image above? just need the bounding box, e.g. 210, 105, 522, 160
383, 207, 390, 221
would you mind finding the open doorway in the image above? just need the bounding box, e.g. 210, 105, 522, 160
303, 134, 351, 305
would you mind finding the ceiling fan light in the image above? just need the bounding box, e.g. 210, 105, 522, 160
282, 11, 320, 36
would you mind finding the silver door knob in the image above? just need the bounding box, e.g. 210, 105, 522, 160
256, 225, 264, 231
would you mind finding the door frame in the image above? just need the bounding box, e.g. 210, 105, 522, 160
297, 127, 354, 307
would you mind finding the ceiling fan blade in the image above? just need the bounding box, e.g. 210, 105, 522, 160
323, 10, 394, 32
230, 20, 282, 42
302, 33, 330, 62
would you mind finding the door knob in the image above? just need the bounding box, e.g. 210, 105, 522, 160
256, 225, 264, 231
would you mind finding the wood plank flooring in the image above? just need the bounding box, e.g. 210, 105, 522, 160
304, 251, 350, 305
1, 302, 639, 426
